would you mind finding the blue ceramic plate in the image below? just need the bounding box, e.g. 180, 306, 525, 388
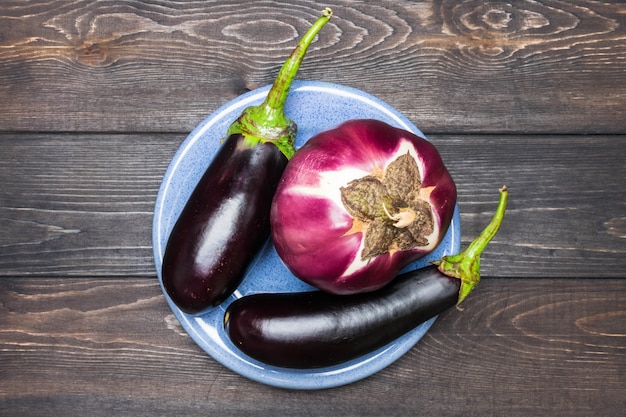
153, 81, 461, 390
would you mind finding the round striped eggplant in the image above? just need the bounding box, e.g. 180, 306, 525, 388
271, 119, 457, 295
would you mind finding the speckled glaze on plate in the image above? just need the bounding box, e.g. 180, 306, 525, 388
153, 81, 461, 390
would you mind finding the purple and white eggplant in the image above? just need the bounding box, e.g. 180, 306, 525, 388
270, 119, 457, 295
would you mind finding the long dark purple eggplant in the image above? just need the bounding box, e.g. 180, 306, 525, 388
162, 9, 333, 314
225, 187, 508, 369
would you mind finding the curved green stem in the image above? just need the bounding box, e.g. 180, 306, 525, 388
432, 186, 509, 305
227, 8, 333, 159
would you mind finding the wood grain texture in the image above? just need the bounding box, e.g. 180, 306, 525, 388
0, 133, 172, 276
1, 132, 624, 278
1, 0, 625, 133
1, 277, 624, 417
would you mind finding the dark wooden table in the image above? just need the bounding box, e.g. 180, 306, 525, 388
1, 1, 625, 416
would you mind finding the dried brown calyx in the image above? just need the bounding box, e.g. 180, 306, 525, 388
340, 152, 434, 260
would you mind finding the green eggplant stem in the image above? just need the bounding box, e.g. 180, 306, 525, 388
432, 186, 509, 305
227, 8, 333, 159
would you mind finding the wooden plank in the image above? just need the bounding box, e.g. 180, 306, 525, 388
0, 133, 174, 276
1, 133, 624, 278
1, 1, 625, 134
436, 134, 626, 278
1, 277, 624, 416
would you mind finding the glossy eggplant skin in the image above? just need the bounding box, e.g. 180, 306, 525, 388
162, 133, 288, 314
224, 265, 461, 369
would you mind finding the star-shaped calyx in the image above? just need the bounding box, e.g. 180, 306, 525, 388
340, 152, 434, 261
